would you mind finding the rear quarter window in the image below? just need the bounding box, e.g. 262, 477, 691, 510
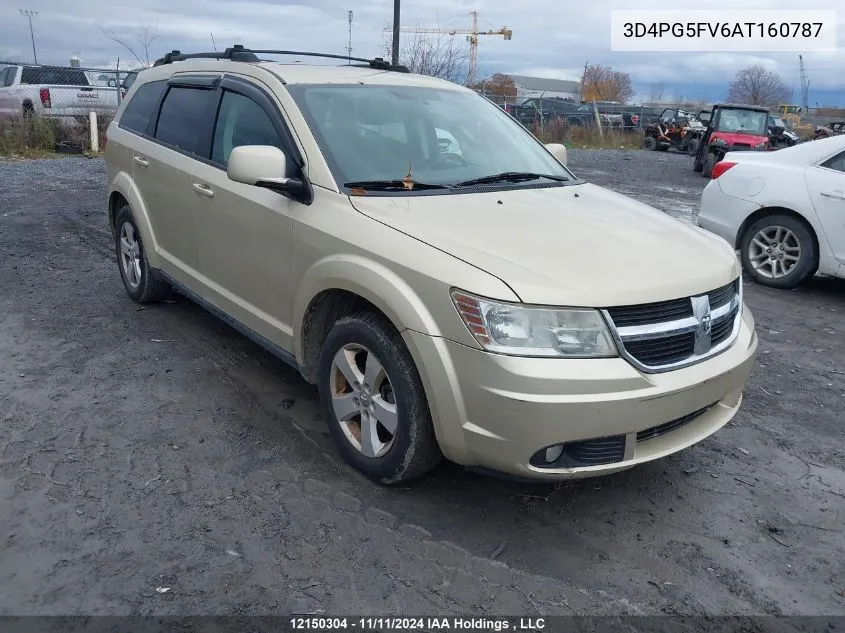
21, 67, 89, 86
154, 86, 215, 155
119, 80, 167, 135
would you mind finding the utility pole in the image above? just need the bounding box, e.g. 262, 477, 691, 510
347, 10, 353, 64
20, 9, 39, 64
391, 0, 400, 66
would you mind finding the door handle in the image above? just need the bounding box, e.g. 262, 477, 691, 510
192, 183, 214, 198
820, 190, 845, 200
133, 156, 149, 168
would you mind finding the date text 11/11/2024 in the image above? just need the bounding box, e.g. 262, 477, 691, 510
289, 617, 547, 631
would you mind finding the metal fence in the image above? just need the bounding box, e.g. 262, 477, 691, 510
0, 60, 132, 153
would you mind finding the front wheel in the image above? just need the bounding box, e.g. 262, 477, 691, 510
686, 138, 700, 156
740, 214, 817, 289
642, 136, 657, 151
317, 313, 442, 484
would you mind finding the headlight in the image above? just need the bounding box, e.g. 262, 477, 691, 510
711, 137, 729, 147
451, 290, 618, 358
754, 141, 768, 150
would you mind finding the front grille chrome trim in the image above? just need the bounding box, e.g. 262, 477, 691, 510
602, 279, 743, 374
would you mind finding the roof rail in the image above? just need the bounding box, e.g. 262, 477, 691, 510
153, 45, 409, 72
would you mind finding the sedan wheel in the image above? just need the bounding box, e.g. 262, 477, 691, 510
330, 344, 398, 458
746, 225, 801, 279
739, 213, 817, 289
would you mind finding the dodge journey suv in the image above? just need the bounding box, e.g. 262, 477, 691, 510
104, 47, 757, 484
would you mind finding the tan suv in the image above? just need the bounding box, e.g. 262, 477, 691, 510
104, 47, 758, 484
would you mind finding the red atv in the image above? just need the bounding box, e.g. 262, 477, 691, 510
693, 103, 771, 177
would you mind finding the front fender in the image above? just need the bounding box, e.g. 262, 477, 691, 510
110, 170, 161, 270
292, 254, 442, 365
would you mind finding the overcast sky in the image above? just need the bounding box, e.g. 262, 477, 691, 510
1, 0, 843, 104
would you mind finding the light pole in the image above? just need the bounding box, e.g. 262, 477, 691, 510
391, 0, 400, 66
20, 9, 39, 64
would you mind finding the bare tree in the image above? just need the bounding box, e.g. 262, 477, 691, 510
580, 64, 633, 103
727, 65, 791, 106
384, 29, 469, 84
99, 23, 160, 68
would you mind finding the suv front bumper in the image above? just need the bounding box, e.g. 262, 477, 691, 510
404, 306, 757, 479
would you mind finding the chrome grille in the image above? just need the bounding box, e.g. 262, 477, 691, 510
603, 279, 742, 373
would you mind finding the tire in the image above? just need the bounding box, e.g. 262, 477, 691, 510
657, 144, 669, 152
642, 136, 657, 151
22, 103, 34, 118
693, 155, 703, 172
113, 205, 170, 303
702, 152, 717, 178
317, 312, 442, 484
686, 138, 700, 156
739, 214, 817, 289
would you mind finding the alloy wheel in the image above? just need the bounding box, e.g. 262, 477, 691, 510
119, 221, 142, 288
747, 225, 802, 279
330, 344, 398, 458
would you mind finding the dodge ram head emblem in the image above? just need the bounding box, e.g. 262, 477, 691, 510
691, 295, 713, 354
701, 313, 712, 335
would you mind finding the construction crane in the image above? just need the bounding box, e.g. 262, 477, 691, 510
799, 54, 810, 112
385, 10, 512, 86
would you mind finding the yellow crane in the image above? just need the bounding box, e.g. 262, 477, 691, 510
385, 10, 512, 86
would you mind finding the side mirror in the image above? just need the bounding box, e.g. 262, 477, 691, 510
545, 142, 567, 166
227, 145, 311, 203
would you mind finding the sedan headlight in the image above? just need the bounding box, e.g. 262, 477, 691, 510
451, 290, 618, 358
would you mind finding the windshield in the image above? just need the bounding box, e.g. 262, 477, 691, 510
286, 84, 574, 191
715, 109, 768, 135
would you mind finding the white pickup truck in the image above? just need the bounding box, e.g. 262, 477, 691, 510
0, 64, 120, 121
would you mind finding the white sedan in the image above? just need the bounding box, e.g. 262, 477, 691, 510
699, 135, 845, 289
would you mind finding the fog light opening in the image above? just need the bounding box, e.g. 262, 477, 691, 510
544, 445, 564, 463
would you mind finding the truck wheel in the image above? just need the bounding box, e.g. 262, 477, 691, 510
317, 313, 442, 485
686, 138, 700, 155
740, 214, 817, 289
642, 136, 657, 151
22, 103, 34, 118
113, 205, 170, 303
702, 152, 717, 177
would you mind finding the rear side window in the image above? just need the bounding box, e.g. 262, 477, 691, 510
20, 67, 88, 86
822, 151, 845, 173
119, 80, 166, 134
212, 91, 284, 165
154, 86, 214, 155
0, 67, 15, 87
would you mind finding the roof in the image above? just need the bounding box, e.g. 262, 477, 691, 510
506, 74, 580, 94
712, 103, 769, 111
134, 58, 465, 90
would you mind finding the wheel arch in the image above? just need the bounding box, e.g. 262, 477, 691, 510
107, 172, 161, 269
735, 206, 819, 259
293, 255, 442, 385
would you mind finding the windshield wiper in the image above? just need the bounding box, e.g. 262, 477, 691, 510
454, 172, 569, 187
343, 180, 449, 191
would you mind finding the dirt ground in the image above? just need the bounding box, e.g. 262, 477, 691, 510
0, 149, 843, 619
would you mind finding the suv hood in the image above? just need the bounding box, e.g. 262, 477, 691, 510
349, 184, 740, 307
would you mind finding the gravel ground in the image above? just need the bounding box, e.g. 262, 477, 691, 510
0, 150, 843, 619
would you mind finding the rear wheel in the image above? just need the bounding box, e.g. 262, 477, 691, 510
740, 214, 817, 289
317, 313, 442, 484
642, 136, 657, 151
113, 205, 170, 303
